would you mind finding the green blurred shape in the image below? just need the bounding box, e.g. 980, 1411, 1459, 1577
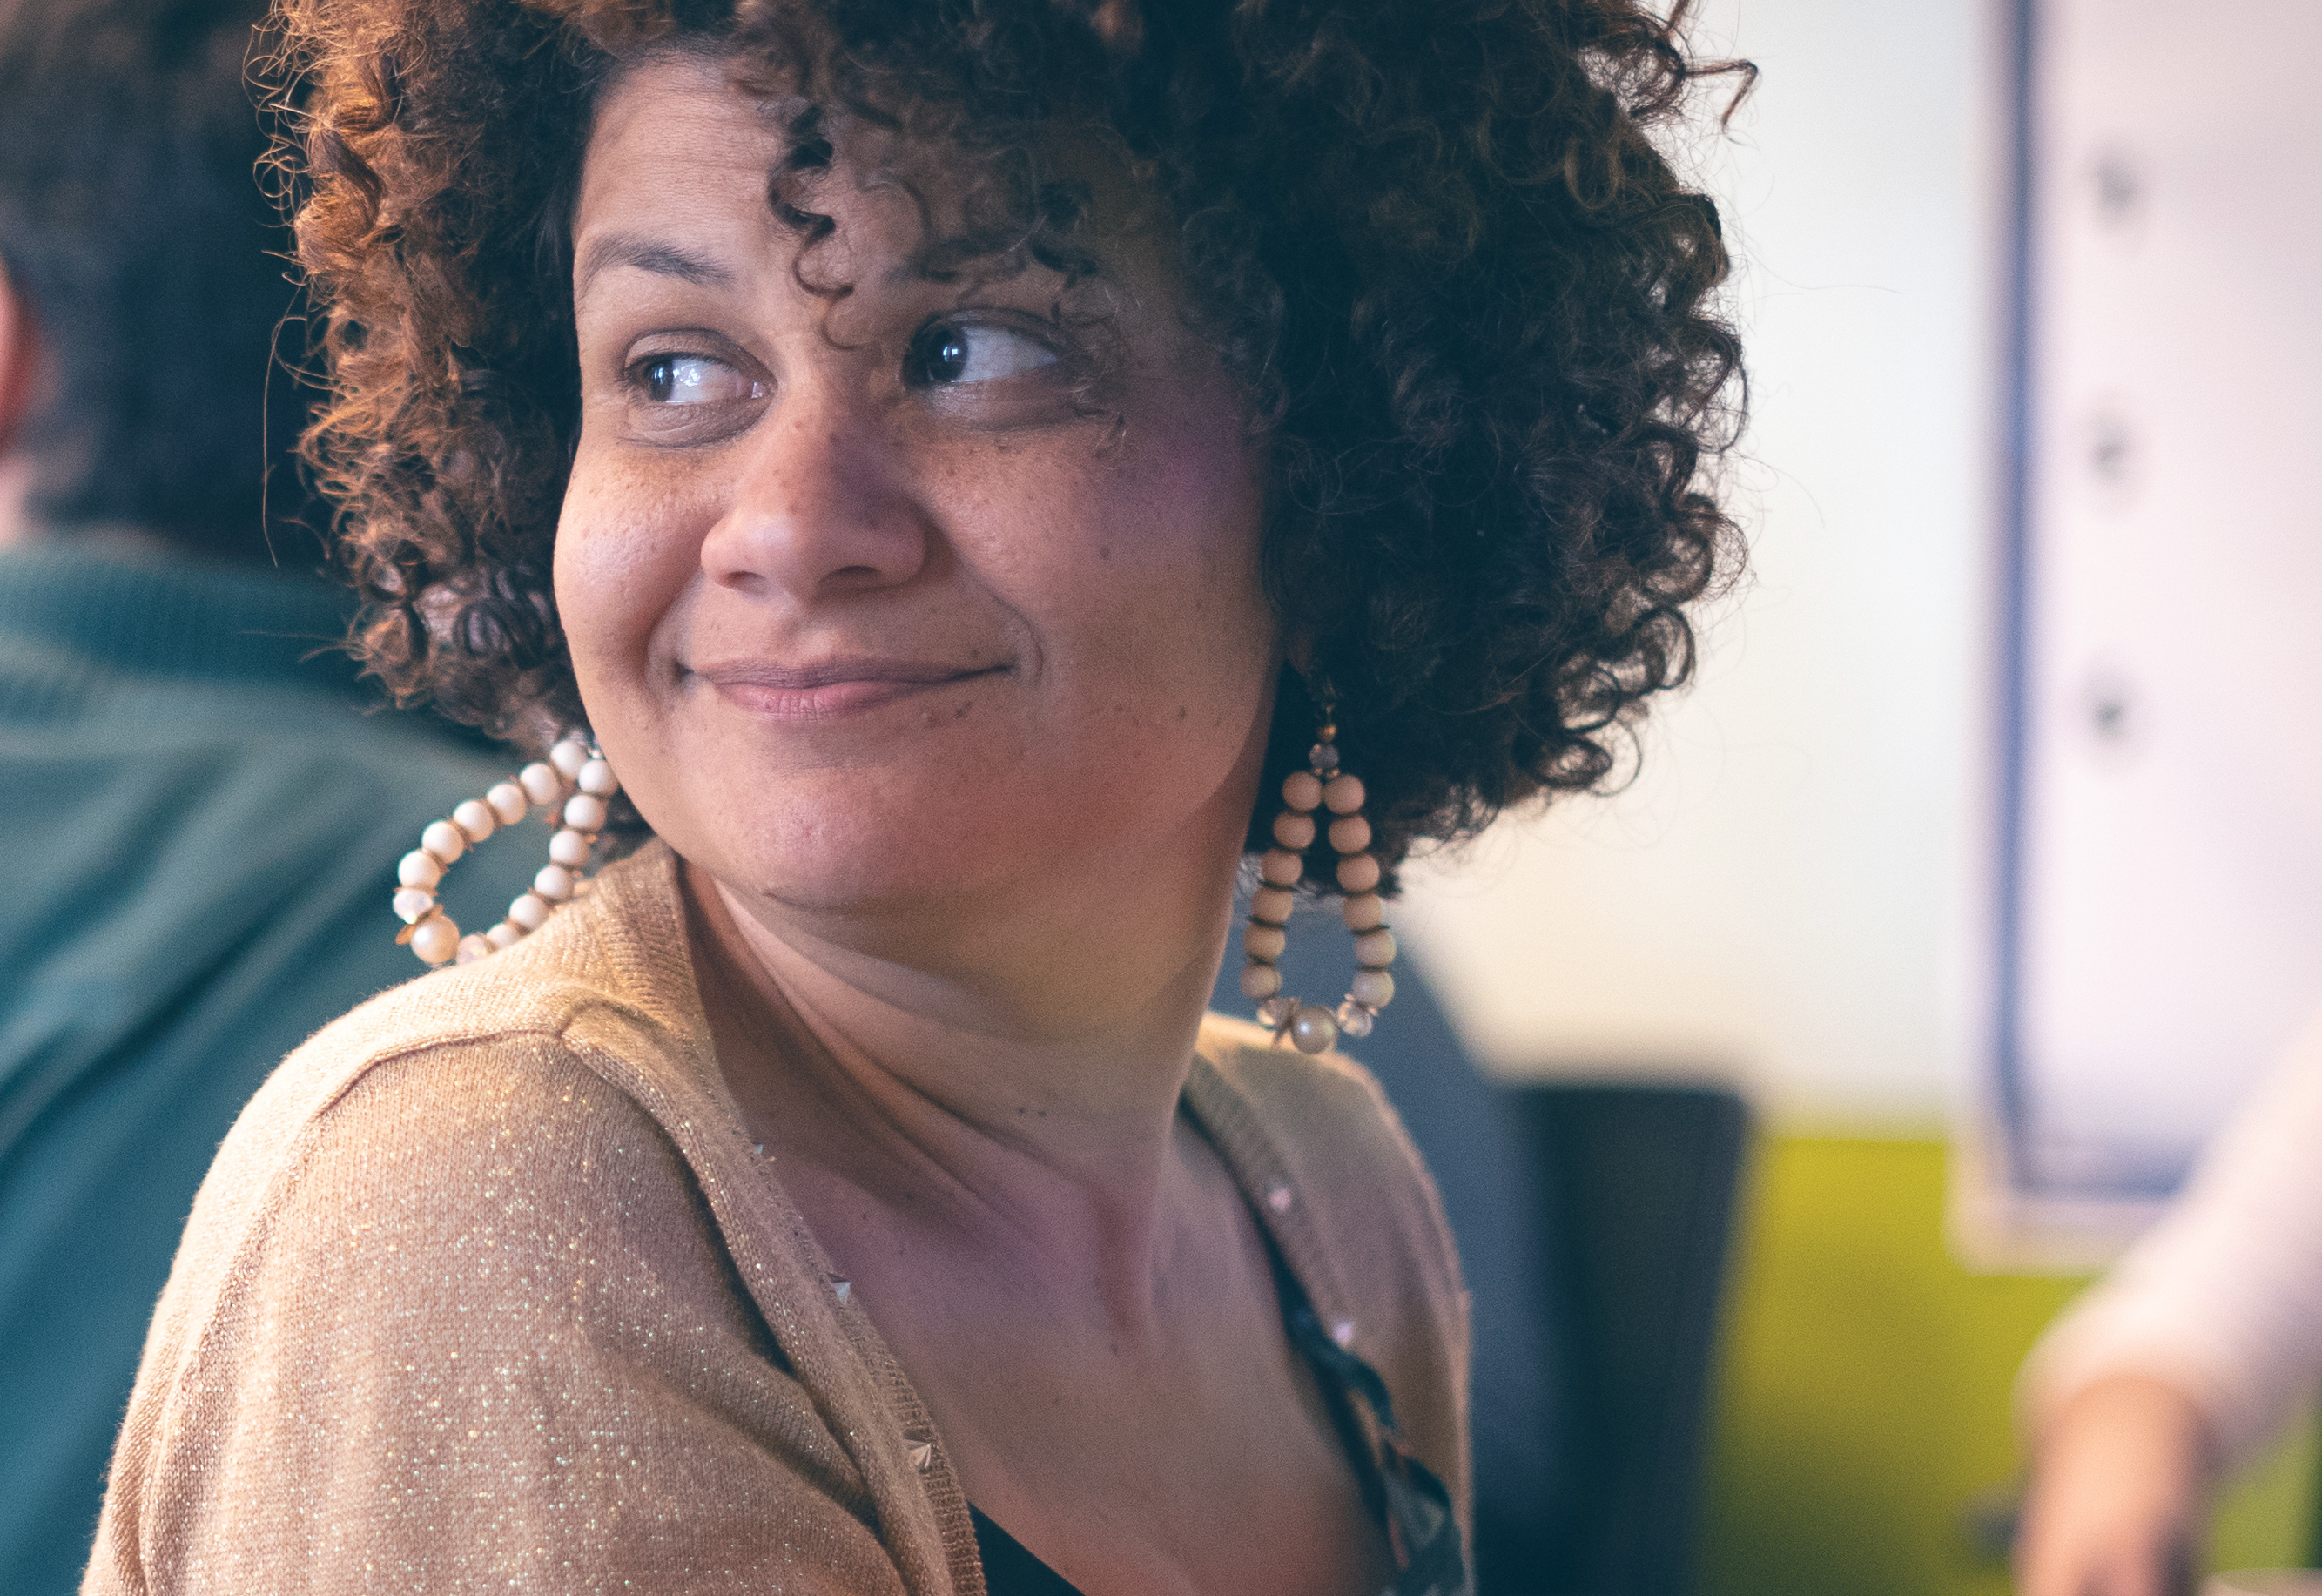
1699, 1136, 2315, 1596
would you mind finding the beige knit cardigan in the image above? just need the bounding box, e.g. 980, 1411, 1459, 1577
84, 843, 1471, 1595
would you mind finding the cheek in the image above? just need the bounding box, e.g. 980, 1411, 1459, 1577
1046, 399, 1272, 696
553, 455, 707, 692
942, 414, 1275, 865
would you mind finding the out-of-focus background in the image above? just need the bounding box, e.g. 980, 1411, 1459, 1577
1387, 1, 2322, 1591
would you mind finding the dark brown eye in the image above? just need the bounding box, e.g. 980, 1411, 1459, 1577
643, 355, 679, 403
907, 320, 1056, 387
635, 354, 762, 406
911, 323, 971, 385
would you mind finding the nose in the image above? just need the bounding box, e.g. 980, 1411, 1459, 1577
698, 391, 932, 602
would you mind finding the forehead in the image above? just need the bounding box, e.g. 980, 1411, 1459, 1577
575, 54, 803, 268
574, 51, 1152, 302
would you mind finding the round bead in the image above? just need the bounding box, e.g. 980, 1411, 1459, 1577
392, 887, 437, 926
1309, 742, 1342, 774
455, 934, 493, 965
577, 758, 618, 797
1349, 967, 1397, 1008
562, 793, 608, 832
1335, 1001, 1376, 1038
1336, 853, 1383, 893
518, 763, 564, 806
507, 892, 551, 932
484, 921, 522, 951
397, 850, 442, 891
1282, 771, 1323, 813
1328, 815, 1372, 854
487, 781, 530, 825
1257, 995, 1298, 1027
1343, 892, 1386, 931
1323, 774, 1366, 816
1239, 963, 1283, 1000
548, 827, 592, 868
451, 799, 498, 844
1289, 1004, 1339, 1054
1353, 927, 1398, 967
1243, 923, 1288, 960
1258, 848, 1303, 887
535, 864, 577, 903
410, 915, 460, 966
1271, 811, 1316, 851
421, 819, 467, 865
1249, 886, 1296, 925
549, 738, 591, 779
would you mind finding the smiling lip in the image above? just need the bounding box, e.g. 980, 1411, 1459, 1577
690, 659, 1005, 722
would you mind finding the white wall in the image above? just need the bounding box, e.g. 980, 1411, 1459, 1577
1396, 1, 1996, 1128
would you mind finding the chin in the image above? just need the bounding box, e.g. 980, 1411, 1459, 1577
696, 795, 1070, 918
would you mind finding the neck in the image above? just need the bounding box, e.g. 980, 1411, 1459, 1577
685, 826, 1245, 1332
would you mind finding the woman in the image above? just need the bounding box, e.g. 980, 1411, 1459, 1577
2016, 1004, 2322, 1596
87, 2, 1741, 1592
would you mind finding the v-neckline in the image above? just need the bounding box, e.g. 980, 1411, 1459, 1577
962, 1236, 1468, 1596
639, 843, 1457, 1592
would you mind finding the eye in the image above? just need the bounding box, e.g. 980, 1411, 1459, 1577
907, 320, 1060, 387
634, 354, 764, 406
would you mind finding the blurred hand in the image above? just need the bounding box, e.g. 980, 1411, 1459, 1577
2016, 1373, 2216, 1596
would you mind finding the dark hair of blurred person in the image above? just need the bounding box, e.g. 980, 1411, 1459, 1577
0, 0, 312, 560
0, 3, 539, 1589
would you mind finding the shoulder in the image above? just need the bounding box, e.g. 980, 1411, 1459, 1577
1193, 1014, 1464, 1311
259, 840, 701, 1126
101, 1027, 900, 1596
165, 844, 719, 1337
1190, 1013, 1471, 1523
1194, 1013, 1452, 1243
158, 987, 703, 1377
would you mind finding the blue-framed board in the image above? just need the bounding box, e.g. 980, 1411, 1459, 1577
1990, 0, 2322, 1214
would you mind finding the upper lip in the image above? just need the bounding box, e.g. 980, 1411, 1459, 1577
689, 658, 1002, 689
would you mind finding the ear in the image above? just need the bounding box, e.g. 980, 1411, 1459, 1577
0, 259, 41, 453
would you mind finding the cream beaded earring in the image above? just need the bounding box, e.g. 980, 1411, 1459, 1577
1237, 694, 1398, 1054
391, 734, 622, 966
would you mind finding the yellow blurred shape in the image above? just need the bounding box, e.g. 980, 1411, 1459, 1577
1700, 1136, 2316, 1596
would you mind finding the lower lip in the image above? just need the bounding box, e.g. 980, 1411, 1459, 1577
703, 673, 992, 722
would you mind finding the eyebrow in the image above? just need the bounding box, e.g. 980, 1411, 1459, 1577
575, 233, 734, 294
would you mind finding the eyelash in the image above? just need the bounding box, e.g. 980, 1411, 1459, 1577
619, 317, 1065, 409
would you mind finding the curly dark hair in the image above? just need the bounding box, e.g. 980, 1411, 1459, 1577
279, 0, 1747, 888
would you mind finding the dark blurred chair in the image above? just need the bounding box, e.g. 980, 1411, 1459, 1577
1210, 909, 1750, 1596
1496, 1081, 1751, 1596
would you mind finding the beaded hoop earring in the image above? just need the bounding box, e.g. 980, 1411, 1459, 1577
392, 734, 622, 967
1236, 696, 1397, 1054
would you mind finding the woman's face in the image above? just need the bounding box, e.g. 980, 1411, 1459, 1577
557, 55, 1277, 936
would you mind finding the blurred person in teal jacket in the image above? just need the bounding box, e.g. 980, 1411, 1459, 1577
0, 3, 542, 1588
